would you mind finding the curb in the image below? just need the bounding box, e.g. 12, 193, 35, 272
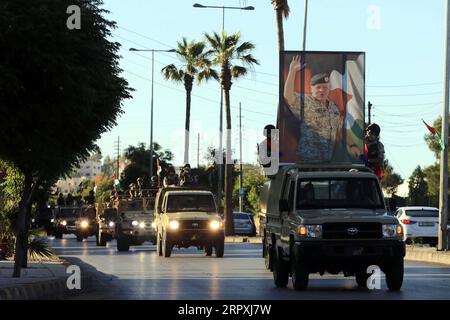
0, 258, 96, 300
405, 246, 450, 265
0, 274, 94, 300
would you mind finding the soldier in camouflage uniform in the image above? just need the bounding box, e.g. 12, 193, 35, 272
284, 55, 343, 162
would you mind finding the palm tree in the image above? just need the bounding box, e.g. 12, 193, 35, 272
272, 0, 290, 52
162, 38, 218, 165
204, 31, 259, 235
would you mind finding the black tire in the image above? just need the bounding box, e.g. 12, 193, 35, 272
97, 230, 107, 247
162, 232, 172, 257
54, 231, 63, 239
205, 245, 213, 256
117, 235, 130, 252
263, 236, 272, 270
272, 245, 289, 287
385, 259, 404, 291
214, 239, 224, 258
291, 250, 309, 290
156, 231, 163, 256
76, 235, 83, 242
355, 270, 370, 288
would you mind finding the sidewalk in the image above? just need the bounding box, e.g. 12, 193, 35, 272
405, 244, 450, 265
225, 236, 262, 244
0, 258, 95, 300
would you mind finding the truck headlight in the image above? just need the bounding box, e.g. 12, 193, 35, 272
108, 221, 115, 227
139, 222, 145, 229
169, 220, 179, 230
151, 222, 156, 229
51, 219, 54, 223
210, 220, 221, 230
132, 220, 139, 227
298, 225, 322, 238
60, 220, 67, 226
383, 224, 403, 238
80, 220, 89, 229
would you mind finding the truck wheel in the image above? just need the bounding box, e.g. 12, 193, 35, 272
385, 259, 404, 291
214, 240, 224, 258
272, 245, 289, 287
162, 233, 172, 257
263, 236, 272, 270
97, 230, 107, 247
55, 232, 62, 239
291, 251, 309, 290
76, 235, 83, 242
355, 270, 370, 288
156, 232, 162, 256
204, 245, 213, 256
117, 235, 130, 252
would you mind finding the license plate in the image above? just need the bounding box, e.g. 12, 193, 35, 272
419, 222, 435, 227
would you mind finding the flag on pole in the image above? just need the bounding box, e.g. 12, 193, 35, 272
156, 159, 162, 176
114, 178, 121, 191
423, 119, 445, 151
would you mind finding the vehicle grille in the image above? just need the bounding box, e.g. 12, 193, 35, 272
179, 220, 209, 230
322, 222, 382, 239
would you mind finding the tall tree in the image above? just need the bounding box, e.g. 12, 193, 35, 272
271, 0, 290, 52
162, 38, 218, 165
381, 159, 404, 197
204, 32, 259, 235
0, 0, 132, 277
408, 165, 429, 206
122, 142, 173, 189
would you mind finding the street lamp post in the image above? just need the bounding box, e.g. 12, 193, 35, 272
193, 3, 255, 211
129, 47, 175, 181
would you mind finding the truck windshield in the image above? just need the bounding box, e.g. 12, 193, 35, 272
296, 178, 384, 210
57, 208, 81, 218
167, 194, 216, 213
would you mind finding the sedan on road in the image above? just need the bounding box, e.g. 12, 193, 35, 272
395, 206, 439, 245
233, 212, 256, 236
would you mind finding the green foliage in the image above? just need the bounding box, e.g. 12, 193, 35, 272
0, 0, 132, 180
232, 164, 267, 213
408, 166, 429, 206
381, 159, 404, 196
28, 229, 55, 260
122, 142, 173, 189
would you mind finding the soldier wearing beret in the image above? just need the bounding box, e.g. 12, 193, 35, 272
284, 55, 343, 162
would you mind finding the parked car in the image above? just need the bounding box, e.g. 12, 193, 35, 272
233, 212, 256, 236
395, 206, 439, 245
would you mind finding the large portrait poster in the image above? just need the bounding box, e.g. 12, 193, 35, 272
278, 51, 365, 164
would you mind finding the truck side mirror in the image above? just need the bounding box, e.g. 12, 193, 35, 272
279, 199, 289, 212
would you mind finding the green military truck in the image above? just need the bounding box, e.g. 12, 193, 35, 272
153, 187, 225, 258
261, 164, 405, 291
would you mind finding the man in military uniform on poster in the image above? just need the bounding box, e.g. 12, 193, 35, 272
284, 55, 343, 162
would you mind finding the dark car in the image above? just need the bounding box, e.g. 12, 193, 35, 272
233, 212, 256, 236
32, 205, 55, 235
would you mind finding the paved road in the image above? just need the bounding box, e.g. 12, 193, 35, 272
51, 235, 450, 300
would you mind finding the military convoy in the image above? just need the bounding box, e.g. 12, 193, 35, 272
153, 187, 225, 258
95, 189, 158, 251
260, 164, 405, 291
53, 205, 86, 239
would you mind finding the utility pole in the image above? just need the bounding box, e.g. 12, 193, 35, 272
239, 103, 243, 213
197, 133, 200, 168
438, 0, 450, 251
302, 0, 308, 51
368, 101, 372, 124
114, 136, 120, 179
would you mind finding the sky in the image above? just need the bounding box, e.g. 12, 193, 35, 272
95, 0, 448, 194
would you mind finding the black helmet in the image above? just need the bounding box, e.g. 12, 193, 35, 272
366, 123, 380, 136
263, 124, 275, 137
167, 165, 175, 174
184, 163, 191, 169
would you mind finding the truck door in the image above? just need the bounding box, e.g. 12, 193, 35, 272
280, 177, 296, 248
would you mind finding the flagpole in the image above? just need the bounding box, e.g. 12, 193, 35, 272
439, 0, 450, 251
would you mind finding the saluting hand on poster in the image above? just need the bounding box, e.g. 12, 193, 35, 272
284, 55, 304, 107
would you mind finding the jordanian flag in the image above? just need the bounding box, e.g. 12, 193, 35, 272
423, 119, 445, 151
114, 178, 121, 191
